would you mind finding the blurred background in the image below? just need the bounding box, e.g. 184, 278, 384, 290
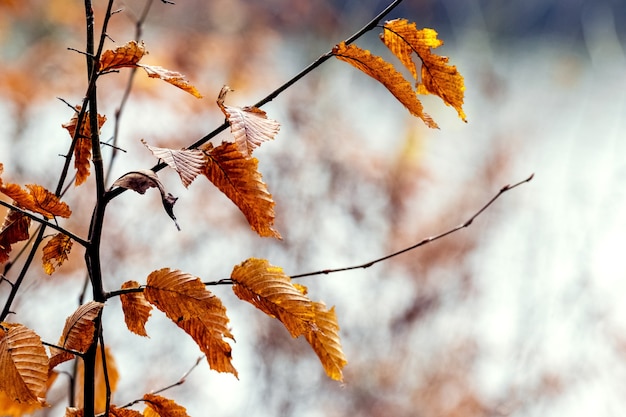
1, 0, 626, 416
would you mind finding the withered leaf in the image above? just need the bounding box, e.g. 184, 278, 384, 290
0, 209, 30, 265
144, 268, 237, 377
143, 394, 189, 417
141, 139, 206, 188
62, 108, 107, 186
139, 64, 202, 98
332, 41, 438, 128
201, 142, 280, 238
381, 19, 466, 121
231, 258, 315, 338
112, 170, 180, 231
49, 301, 103, 370
99, 40, 147, 72
0, 323, 49, 406
217, 86, 280, 156
120, 281, 152, 337
305, 302, 347, 381
42, 233, 73, 275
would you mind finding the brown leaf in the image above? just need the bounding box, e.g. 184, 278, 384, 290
141, 140, 207, 188
381, 19, 466, 121
144, 269, 237, 377
0, 389, 45, 417
217, 86, 280, 156
120, 281, 152, 337
231, 258, 315, 338
139, 65, 202, 98
99, 40, 147, 72
63, 408, 83, 417
112, 170, 180, 231
201, 142, 280, 238
143, 394, 189, 417
74, 346, 119, 414
42, 233, 73, 275
332, 41, 438, 128
49, 301, 103, 370
305, 303, 347, 381
0, 209, 30, 264
0, 323, 49, 406
62, 108, 107, 186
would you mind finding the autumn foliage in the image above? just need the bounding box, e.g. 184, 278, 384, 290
0, 2, 469, 416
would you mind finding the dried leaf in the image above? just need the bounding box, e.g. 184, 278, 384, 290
0, 183, 71, 219
42, 233, 73, 275
143, 394, 189, 417
144, 269, 237, 377
74, 346, 119, 414
381, 20, 466, 121
305, 303, 347, 381
139, 65, 202, 98
141, 139, 206, 188
201, 142, 280, 238
217, 86, 280, 156
112, 170, 180, 231
333, 41, 437, 128
109, 406, 143, 417
62, 108, 107, 186
120, 281, 152, 337
63, 408, 83, 417
0, 209, 30, 264
49, 301, 103, 370
0, 323, 48, 406
231, 258, 315, 338
99, 40, 147, 72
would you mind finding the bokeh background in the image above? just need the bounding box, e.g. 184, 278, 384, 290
1, 0, 626, 416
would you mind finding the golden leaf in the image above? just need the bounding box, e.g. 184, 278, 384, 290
139, 65, 202, 98
62, 108, 107, 186
74, 346, 119, 414
141, 140, 207, 188
217, 86, 280, 156
305, 303, 347, 381
0, 209, 30, 264
120, 281, 152, 337
231, 258, 315, 338
99, 40, 147, 72
332, 41, 438, 128
201, 142, 280, 238
63, 408, 83, 417
42, 233, 73, 275
0, 323, 48, 406
381, 19, 466, 121
49, 301, 103, 370
0, 183, 71, 219
143, 394, 189, 417
0, 390, 44, 417
144, 269, 237, 377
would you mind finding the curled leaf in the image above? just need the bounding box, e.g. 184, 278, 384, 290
139, 64, 202, 98
120, 281, 152, 337
112, 170, 180, 230
0, 209, 30, 264
42, 233, 73, 275
49, 301, 104, 370
217, 86, 280, 156
62, 108, 107, 186
99, 40, 147, 72
143, 394, 190, 417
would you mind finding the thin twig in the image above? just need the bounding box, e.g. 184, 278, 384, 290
204, 174, 533, 285
41, 341, 85, 358
0, 200, 89, 247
